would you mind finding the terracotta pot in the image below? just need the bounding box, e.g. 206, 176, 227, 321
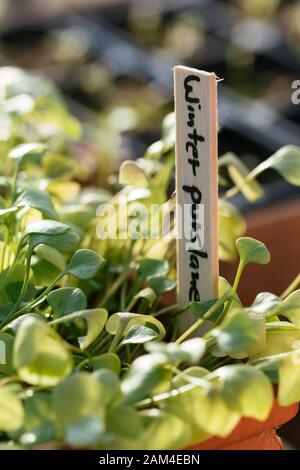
184, 400, 298, 450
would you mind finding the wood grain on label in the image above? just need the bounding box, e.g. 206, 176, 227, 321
174, 66, 219, 329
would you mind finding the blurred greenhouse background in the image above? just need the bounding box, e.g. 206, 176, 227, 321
1, 1, 300, 444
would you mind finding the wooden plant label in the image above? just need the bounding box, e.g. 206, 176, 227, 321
174, 66, 219, 329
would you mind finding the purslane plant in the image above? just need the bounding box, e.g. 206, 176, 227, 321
0, 68, 300, 449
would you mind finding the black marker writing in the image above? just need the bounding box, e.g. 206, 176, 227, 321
184, 76, 205, 177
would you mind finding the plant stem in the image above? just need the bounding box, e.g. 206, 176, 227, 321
0, 227, 9, 273
76, 358, 90, 370
120, 282, 127, 311
169, 304, 190, 321
153, 303, 178, 317
21, 274, 62, 310
221, 260, 244, 319
126, 297, 137, 312
89, 333, 111, 355
0, 273, 63, 329
0, 240, 23, 294
11, 163, 20, 204
12, 250, 32, 314
175, 291, 231, 344
98, 267, 131, 307
135, 380, 209, 410
126, 344, 140, 362
281, 273, 300, 299
222, 163, 265, 201
108, 325, 123, 353
0, 375, 20, 387
210, 356, 234, 371
69, 344, 88, 357
174, 321, 204, 345
232, 260, 244, 293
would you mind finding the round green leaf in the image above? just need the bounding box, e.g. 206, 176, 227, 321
0, 332, 14, 375
261, 145, 300, 186
0, 207, 19, 218
273, 290, 300, 327
106, 312, 165, 341
140, 409, 190, 450
146, 338, 205, 365
148, 277, 176, 295
93, 369, 122, 406
119, 161, 148, 188
43, 154, 74, 179
52, 373, 104, 427
107, 405, 143, 440
162, 112, 175, 151
25, 220, 70, 236
13, 317, 72, 386
236, 237, 270, 267
122, 325, 158, 345
17, 188, 57, 219
34, 244, 66, 271
121, 353, 168, 404
9, 143, 47, 166
31, 259, 60, 285
25, 220, 79, 253
214, 310, 266, 359
190, 299, 224, 322
163, 383, 239, 440
0, 304, 14, 324
20, 422, 55, 448
5, 313, 43, 335
278, 353, 300, 406
249, 292, 281, 316
65, 249, 105, 279
133, 288, 157, 307
31, 229, 79, 253
192, 388, 240, 437
50, 308, 108, 349
47, 287, 87, 319
218, 200, 246, 262
64, 415, 104, 448
254, 329, 300, 358
6, 282, 37, 303
0, 386, 24, 432
17, 392, 55, 447
60, 204, 95, 231
216, 364, 273, 420
137, 258, 169, 280
90, 353, 121, 375
144, 140, 164, 160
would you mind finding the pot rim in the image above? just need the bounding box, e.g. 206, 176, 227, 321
184, 399, 299, 450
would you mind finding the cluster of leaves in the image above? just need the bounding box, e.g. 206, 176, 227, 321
101, 111, 300, 268
0, 66, 120, 188
1, 68, 300, 450
0, 67, 85, 180
143, 112, 300, 262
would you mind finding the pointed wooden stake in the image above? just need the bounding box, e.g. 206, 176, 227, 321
174, 66, 219, 331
